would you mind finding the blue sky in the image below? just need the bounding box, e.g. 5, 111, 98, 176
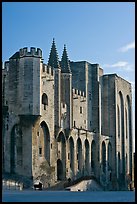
2, 2, 135, 150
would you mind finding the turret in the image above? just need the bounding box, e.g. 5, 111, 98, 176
60, 45, 71, 73
60, 45, 72, 129
48, 38, 61, 69
48, 39, 61, 136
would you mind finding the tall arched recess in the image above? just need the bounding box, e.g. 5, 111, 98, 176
57, 132, 66, 180
117, 105, 120, 138
91, 140, 96, 173
76, 138, 82, 173
10, 124, 22, 173
108, 142, 112, 171
69, 137, 74, 175
126, 95, 132, 177
85, 139, 89, 174
119, 91, 125, 178
39, 121, 50, 164
102, 141, 106, 173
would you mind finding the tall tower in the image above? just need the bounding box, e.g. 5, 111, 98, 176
60, 45, 72, 130
48, 39, 61, 136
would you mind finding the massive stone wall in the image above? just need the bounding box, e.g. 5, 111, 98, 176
72, 89, 87, 129
2, 46, 133, 190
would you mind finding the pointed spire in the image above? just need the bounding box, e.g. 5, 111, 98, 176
48, 38, 60, 69
61, 44, 71, 73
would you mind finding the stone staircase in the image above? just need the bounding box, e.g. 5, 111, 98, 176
46, 180, 67, 191
64, 175, 103, 191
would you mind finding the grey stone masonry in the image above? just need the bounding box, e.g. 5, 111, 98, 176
2, 41, 134, 190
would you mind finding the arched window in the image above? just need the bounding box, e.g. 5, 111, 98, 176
42, 93, 48, 110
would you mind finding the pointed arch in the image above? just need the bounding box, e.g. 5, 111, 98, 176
39, 121, 50, 164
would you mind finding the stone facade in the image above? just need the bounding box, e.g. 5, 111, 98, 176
2, 39, 134, 190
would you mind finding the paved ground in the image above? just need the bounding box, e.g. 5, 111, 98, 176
2, 190, 135, 202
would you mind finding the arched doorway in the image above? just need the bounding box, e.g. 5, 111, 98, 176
57, 159, 63, 180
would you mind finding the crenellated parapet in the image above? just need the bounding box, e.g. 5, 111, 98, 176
41, 64, 54, 82
73, 88, 86, 100
19, 47, 42, 58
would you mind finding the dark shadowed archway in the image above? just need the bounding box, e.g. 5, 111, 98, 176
108, 142, 112, 170
102, 141, 106, 173
57, 159, 63, 180
77, 138, 82, 172
85, 139, 89, 174
69, 136, 74, 174
91, 140, 96, 172
57, 132, 66, 180
117, 152, 121, 179
39, 121, 50, 164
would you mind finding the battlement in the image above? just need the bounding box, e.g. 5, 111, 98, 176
42, 64, 54, 76
19, 47, 42, 58
73, 88, 86, 97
